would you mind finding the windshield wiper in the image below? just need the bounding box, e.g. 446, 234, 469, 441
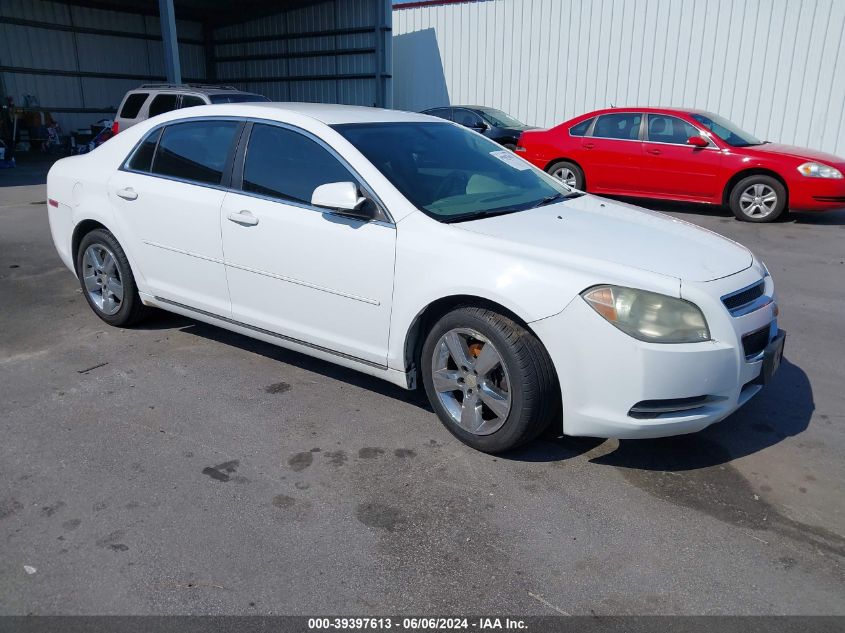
440, 207, 524, 224
531, 191, 582, 208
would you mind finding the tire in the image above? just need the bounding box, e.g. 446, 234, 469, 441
729, 175, 787, 222
546, 160, 584, 190
76, 228, 149, 327
420, 306, 558, 453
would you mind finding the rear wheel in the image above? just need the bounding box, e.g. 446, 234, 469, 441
729, 175, 787, 222
547, 160, 584, 190
76, 228, 149, 326
421, 306, 558, 453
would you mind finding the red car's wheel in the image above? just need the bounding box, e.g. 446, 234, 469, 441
547, 160, 584, 190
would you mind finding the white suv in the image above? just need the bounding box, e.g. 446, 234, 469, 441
46, 103, 784, 453
113, 84, 269, 133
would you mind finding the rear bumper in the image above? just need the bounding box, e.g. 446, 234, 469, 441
531, 268, 778, 439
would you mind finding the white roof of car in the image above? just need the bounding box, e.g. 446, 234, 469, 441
170, 102, 436, 125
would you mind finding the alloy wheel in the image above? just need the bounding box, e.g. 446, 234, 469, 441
430, 327, 512, 435
82, 244, 124, 316
553, 167, 577, 188
739, 183, 778, 219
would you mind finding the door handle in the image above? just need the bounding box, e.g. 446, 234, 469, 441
646, 148, 662, 155
227, 210, 259, 226
582, 142, 595, 149
116, 187, 138, 201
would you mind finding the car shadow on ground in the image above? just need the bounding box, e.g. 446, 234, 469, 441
139, 309, 435, 410
609, 195, 845, 226
138, 312, 813, 471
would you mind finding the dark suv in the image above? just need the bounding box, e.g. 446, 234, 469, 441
421, 106, 534, 150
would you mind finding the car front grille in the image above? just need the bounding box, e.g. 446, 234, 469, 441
742, 325, 771, 359
722, 281, 765, 314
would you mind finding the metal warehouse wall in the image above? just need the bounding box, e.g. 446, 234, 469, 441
0, 0, 206, 133
394, 0, 845, 157
212, 0, 392, 107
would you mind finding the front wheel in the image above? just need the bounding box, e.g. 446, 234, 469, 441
729, 175, 787, 222
76, 228, 149, 326
420, 307, 558, 453
547, 160, 584, 190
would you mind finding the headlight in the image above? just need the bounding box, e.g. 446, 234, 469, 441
797, 162, 843, 179
582, 285, 710, 343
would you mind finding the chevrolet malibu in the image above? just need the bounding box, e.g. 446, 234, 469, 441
47, 103, 785, 453
517, 107, 845, 222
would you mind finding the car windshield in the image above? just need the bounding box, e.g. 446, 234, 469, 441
690, 112, 764, 147
478, 108, 526, 128
208, 93, 270, 104
334, 122, 577, 222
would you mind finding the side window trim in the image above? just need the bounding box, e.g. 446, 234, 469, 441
119, 116, 393, 224
232, 118, 393, 224
643, 113, 717, 148
120, 117, 244, 190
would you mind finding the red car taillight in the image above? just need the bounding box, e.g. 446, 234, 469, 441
111, 120, 119, 135
48, 199, 59, 208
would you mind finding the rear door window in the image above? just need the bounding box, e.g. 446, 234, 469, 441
148, 94, 179, 117
119, 93, 148, 119
241, 123, 355, 204
151, 120, 240, 185
592, 113, 642, 140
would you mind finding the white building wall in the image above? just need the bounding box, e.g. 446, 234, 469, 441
393, 0, 845, 157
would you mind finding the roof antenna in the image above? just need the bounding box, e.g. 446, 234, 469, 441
609, 102, 615, 108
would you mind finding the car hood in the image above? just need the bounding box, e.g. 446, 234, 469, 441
744, 142, 845, 166
454, 195, 753, 283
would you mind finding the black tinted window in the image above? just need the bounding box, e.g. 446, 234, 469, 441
180, 95, 205, 108
120, 93, 148, 119
593, 113, 642, 140
425, 108, 452, 120
148, 94, 178, 117
453, 109, 483, 127
126, 127, 162, 172
647, 115, 700, 145
569, 118, 593, 136
152, 121, 239, 185
242, 124, 353, 204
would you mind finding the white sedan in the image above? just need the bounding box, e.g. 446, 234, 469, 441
47, 103, 784, 453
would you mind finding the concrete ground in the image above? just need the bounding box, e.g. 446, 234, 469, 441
1, 157, 844, 615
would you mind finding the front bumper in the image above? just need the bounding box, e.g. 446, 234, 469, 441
531, 267, 778, 439
787, 176, 845, 211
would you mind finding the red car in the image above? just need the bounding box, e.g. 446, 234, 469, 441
516, 107, 845, 222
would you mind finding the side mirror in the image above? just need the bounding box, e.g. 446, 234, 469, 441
472, 121, 488, 131
311, 181, 374, 220
687, 135, 709, 148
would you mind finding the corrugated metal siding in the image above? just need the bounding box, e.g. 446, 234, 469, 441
0, 0, 205, 133
393, 0, 845, 157
212, 0, 390, 107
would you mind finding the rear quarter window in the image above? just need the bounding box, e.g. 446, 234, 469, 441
119, 93, 148, 119
126, 127, 162, 172
569, 118, 594, 136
